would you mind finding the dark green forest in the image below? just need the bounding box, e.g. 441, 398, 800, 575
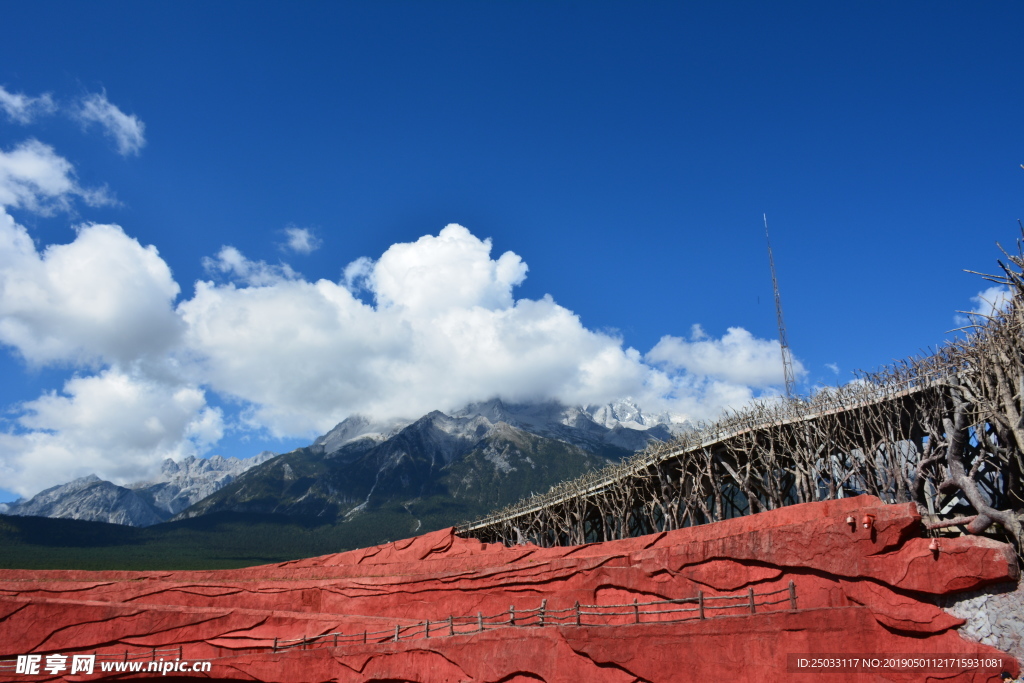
0, 507, 441, 571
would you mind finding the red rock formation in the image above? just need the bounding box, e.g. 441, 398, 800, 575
0, 496, 1019, 682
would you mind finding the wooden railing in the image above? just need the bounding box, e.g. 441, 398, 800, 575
0, 582, 800, 668
269, 581, 799, 651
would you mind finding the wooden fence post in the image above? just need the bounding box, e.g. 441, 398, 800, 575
477, 612, 483, 632
539, 599, 547, 627
273, 638, 277, 653
788, 580, 797, 610
574, 601, 581, 626
425, 619, 430, 638
394, 625, 399, 642
363, 630, 367, 644
509, 605, 515, 626
748, 587, 756, 614
333, 633, 338, 647
633, 598, 639, 624
448, 615, 454, 636
698, 591, 705, 620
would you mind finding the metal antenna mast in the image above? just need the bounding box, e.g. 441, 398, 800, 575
764, 214, 796, 398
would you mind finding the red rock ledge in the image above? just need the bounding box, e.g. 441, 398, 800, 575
0, 496, 1018, 682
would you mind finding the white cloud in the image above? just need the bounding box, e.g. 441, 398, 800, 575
371, 224, 528, 313
342, 255, 373, 292
0, 143, 169, 366
0, 192, 205, 497
0, 210, 181, 366
825, 362, 839, 374
180, 226, 609, 434
178, 271, 654, 435
2, 369, 222, 496
0, 87, 144, 157
75, 92, 146, 156
0, 140, 113, 214
281, 226, 322, 255
0, 86, 56, 124
954, 286, 1011, 326
645, 324, 806, 389
202, 245, 300, 286
178, 224, 781, 436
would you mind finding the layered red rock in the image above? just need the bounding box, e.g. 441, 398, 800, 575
0, 496, 1018, 682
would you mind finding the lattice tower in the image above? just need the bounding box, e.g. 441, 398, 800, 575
764, 214, 796, 398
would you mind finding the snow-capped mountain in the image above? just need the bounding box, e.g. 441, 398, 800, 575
586, 398, 683, 430
452, 398, 688, 451
314, 397, 688, 457
0, 475, 166, 527
312, 415, 411, 457
2, 452, 275, 527
3, 398, 686, 535
131, 452, 277, 516
175, 399, 688, 536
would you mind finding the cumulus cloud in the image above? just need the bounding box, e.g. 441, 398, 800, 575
0, 142, 176, 367
178, 224, 783, 436
75, 91, 146, 156
2, 369, 223, 496
0, 141, 195, 496
0, 86, 56, 124
0, 140, 113, 214
179, 225, 620, 434
645, 324, 806, 389
179, 269, 648, 435
281, 226, 322, 255
371, 224, 528, 312
0, 211, 182, 366
0, 212, 209, 493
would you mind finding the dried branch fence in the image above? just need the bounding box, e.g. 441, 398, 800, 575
458, 233, 1024, 554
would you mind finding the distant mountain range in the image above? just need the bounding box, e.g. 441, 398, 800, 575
2, 399, 687, 540
1, 453, 275, 526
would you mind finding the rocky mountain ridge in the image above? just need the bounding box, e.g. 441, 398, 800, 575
174, 399, 686, 542
2, 452, 275, 527
314, 398, 686, 455
2, 399, 685, 536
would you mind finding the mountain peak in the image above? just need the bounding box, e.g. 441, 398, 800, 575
7, 452, 277, 527
314, 414, 411, 453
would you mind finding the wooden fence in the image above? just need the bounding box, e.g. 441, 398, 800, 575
0, 581, 799, 670
269, 581, 798, 651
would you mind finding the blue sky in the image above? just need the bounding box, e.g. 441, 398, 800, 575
0, 2, 1021, 502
